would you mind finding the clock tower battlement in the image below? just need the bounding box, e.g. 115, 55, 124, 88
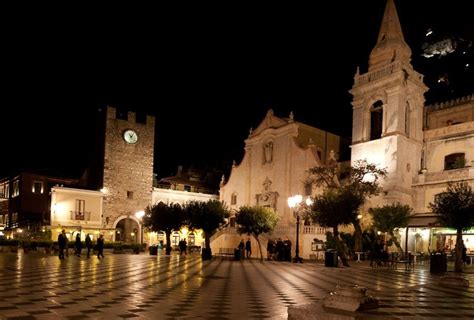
102, 106, 155, 240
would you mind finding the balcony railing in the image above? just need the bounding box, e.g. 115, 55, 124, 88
414, 167, 474, 184
70, 211, 91, 221
302, 226, 327, 235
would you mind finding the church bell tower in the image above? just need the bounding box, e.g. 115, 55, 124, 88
350, 0, 428, 205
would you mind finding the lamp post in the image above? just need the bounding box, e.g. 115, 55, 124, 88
135, 210, 145, 245
288, 195, 313, 263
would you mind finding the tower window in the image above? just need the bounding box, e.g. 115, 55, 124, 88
231, 193, 237, 205
32, 181, 43, 194
370, 101, 383, 140
127, 191, 134, 199
184, 185, 191, 192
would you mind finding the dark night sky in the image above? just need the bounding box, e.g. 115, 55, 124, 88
2, 1, 473, 180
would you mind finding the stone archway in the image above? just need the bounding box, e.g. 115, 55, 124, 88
114, 216, 140, 243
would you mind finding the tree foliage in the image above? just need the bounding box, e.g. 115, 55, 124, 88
186, 199, 230, 259
143, 202, 185, 254
369, 203, 411, 252
429, 181, 474, 272
307, 159, 387, 254
235, 206, 279, 261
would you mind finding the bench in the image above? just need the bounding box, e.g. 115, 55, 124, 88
217, 248, 236, 260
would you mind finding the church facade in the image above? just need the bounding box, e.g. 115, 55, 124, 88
217, 109, 340, 259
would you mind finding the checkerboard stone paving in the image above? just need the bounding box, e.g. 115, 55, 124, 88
0, 253, 473, 319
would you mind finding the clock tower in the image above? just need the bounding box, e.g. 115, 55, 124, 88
101, 106, 155, 243
350, 0, 427, 206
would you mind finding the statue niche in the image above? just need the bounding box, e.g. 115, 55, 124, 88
256, 177, 278, 210
263, 141, 273, 164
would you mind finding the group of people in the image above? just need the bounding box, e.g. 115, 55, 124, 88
57, 229, 104, 259
266, 238, 292, 261
238, 239, 252, 259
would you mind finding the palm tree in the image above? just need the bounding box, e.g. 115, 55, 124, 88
429, 182, 474, 273
235, 206, 279, 262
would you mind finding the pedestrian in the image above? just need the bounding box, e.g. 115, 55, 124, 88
245, 238, 252, 259
58, 229, 66, 259
97, 234, 105, 259
462, 240, 467, 264
85, 234, 92, 258
239, 239, 245, 260
75, 233, 82, 257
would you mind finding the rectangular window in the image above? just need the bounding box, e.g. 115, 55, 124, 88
0, 184, 4, 198
75, 199, 85, 220
12, 212, 18, 223
127, 191, 134, 199
231, 194, 237, 205
33, 181, 43, 194
12, 180, 19, 197
304, 183, 312, 196
184, 185, 191, 192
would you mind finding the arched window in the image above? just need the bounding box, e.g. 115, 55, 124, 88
444, 153, 465, 170
370, 100, 383, 140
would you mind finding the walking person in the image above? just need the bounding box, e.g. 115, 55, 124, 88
58, 229, 66, 259
97, 234, 105, 259
239, 239, 245, 260
245, 238, 252, 259
85, 234, 92, 258
75, 233, 82, 257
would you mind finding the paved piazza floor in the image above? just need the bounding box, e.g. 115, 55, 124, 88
0, 253, 473, 319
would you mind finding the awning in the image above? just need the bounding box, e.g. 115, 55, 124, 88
407, 214, 441, 227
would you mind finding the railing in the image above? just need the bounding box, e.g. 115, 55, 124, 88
303, 226, 327, 235
414, 167, 473, 184
354, 61, 423, 86
70, 211, 91, 221
424, 121, 474, 140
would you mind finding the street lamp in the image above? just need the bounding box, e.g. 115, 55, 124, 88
288, 195, 313, 263
135, 210, 145, 245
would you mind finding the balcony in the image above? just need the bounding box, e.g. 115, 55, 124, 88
414, 167, 474, 185
302, 226, 327, 235
424, 121, 474, 141
70, 211, 91, 221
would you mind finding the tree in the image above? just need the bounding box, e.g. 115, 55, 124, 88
429, 181, 474, 273
369, 203, 411, 253
235, 206, 279, 262
186, 200, 230, 260
307, 159, 387, 253
143, 202, 185, 255
308, 187, 364, 266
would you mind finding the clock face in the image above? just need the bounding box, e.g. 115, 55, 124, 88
123, 129, 138, 144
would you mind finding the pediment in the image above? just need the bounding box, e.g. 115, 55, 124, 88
250, 109, 289, 137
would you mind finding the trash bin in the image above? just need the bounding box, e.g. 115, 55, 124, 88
430, 252, 447, 273
325, 249, 338, 267
234, 248, 240, 261
149, 245, 158, 256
